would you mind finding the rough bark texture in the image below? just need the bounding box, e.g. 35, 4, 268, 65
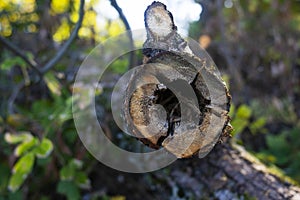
124, 1, 232, 158
118, 1, 300, 199
91, 141, 300, 200
164, 142, 300, 199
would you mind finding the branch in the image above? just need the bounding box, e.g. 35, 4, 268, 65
8, 81, 25, 114
163, 142, 300, 199
40, 0, 85, 74
5, 0, 85, 114
110, 0, 136, 68
0, 35, 41, 76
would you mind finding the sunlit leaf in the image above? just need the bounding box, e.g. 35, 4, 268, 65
6, 114, 27, 127
53, 18, 70, 42
51, 0, 69, 14
8, 152, 35, 191
249, 117, 267, 134
236, 104, 252, 119
4, 132, 33, 144
8, 171, 26, 192
0, 16, 12, 36
14, 137, 38, 156
82, 10, 96, 27
12, 152, 35, 174
19, 0, 36, 13
34, 138, 53, 158
44, 72, 62, 96
111, 196, 126, 200
231, 118, 248, 136
108, 20, 124, 37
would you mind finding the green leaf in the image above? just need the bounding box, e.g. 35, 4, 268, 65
57, 181, 80, 200
249, 117, 267, 134
0, 57, 26, 71
34, 138, 53, 158
60, 165, 75, 181
44, 72, 61, 96
75, 172, 91, 189
110, 59, 128, 74
4, 132, 33, 144
14, 138, 38, 156
59, 159, 83, 181
12, 153, 35, 175
8, 171, 26, 192
69, 159, 83, 169
231, 118, 248, 136
266, 134, 290, 165
229, 103, 235, 118
236, 104, 252, 119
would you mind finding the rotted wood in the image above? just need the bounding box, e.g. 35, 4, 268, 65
123, 1, 232, 158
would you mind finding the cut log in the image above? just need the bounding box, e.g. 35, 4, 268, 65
117, 1, 300, 199
123, 1, 232, 158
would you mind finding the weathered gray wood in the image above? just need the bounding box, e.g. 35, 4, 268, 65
118, 1, 300, 198
162, 142, 300, 199
120, 1, 300, 198
123, 1, 231, 158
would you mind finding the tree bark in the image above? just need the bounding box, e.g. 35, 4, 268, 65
120, 2, 300, 200
161, 142, 300, 199
124, 1, 232, 158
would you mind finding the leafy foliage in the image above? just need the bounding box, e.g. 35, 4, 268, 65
57, 159, 91, 200
230, 104, 267, 137
256, 126, 300, 182
4, 132, 53, 192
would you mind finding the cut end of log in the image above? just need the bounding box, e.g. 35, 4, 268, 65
122, 1, 232, 159
144, 1, 177, 39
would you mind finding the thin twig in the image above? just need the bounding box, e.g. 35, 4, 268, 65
40, 0, 85, 74
110, 0, 136, 68
0, 35, 41, 76
6, 0, 85, 114
8, 81, 25, 114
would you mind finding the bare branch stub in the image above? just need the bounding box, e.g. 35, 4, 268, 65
123, 1, 232, 158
